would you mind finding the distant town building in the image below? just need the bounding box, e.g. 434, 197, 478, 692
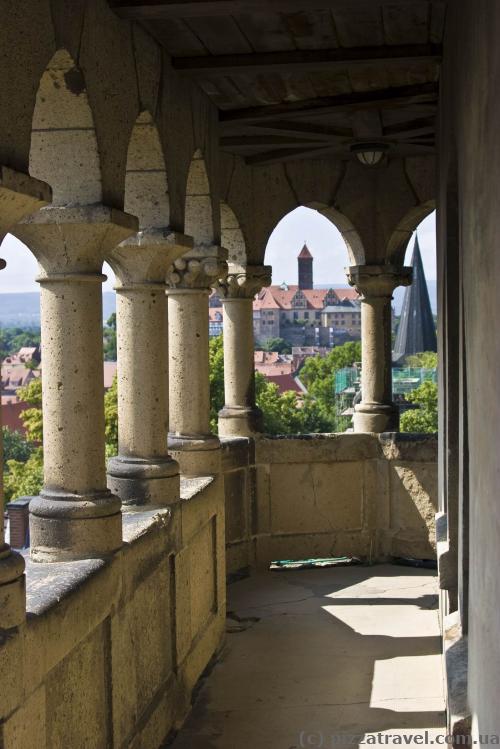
393, 234, 437, 361
209, 244, 361, 347
321, 305, 361, 337
254, 351, 303, 394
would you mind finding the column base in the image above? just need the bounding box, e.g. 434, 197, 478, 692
29, 490, 122, 562
0, 544, 25, 628
168, 433, 221, 477
353, 402, 399, 433
107, 455, 180, 506
218, 406, 263, 438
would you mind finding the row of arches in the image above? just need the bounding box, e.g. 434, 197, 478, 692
2, 47, 437, 295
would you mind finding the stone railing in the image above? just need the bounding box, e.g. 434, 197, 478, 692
1, 477, 225, 748
222, 432, 438, 575
3, 433, 437, 748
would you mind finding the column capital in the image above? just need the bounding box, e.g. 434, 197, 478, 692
108, 227, 193, 287
0, 165, 51, 241
347, 264, 412, 299
12, 204, 138, 274
166, 244, 228, 291
215, 263, 272, 300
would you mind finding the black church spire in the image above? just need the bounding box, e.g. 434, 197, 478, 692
393, 234, 437, 361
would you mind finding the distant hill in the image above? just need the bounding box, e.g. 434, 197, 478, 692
0, 283, 437, 328
0, 292, 117, 328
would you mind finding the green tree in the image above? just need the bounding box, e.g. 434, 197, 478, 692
17, 378, 43, 442
103, 312, 117, 361
0, 326, 41, 360
209, 334, 225, 432
300, 340, 361, 429
260, 337, 291, 355
405, 351, 438, 369
3, 427, 34, 463
17, 379, 43, 433
3, 375, 121, 502
104, 376, 119, 455
400, 380, 438, 433
4, 449, 44, 503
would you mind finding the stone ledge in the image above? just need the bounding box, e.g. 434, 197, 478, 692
180, 476, 214, 501
444, 611, 471, 740
379, 431, 438, 461
255, 432, 381, 463
220, 437, 252, 470
25, 557, 107, 617
24, 478, 215, 618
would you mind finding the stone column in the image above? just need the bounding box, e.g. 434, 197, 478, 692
167, 249, 227, 476
347, 264, 411, 433
0, 166, 50, 625
216, 265, 271, 437
13, 205, 137, 562
106, 229, 192, 505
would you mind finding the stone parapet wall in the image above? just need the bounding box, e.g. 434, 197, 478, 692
222, 433, 438, 574
1, 478, 225, 749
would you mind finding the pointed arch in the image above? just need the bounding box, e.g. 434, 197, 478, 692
29, 49, 102, 206
386, 199, 436, 265
264, 203, 365, 269
185, 149, 214, 245
310, 203, 365, 267
124, 110, 169, 230
220, 201, 246, 266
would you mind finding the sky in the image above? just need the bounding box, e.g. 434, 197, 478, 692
264, 207, 436, 287
0, 208, 436, 293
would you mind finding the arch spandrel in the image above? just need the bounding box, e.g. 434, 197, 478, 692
221, 201, 246, 266
124, 110, 169, 230
185, 149, 214, 246
29, 49, 102, 206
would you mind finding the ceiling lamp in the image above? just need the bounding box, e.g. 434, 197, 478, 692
350, 142, 389, 167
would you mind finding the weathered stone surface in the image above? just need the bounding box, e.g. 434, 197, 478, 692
255, 433, 381, 464
224, 469, 248, 544
2, 686, 46, 749
270, 462, 364, 535
379, 432, 438, 462
46, 624, 109, 749
390, 462, 438, 538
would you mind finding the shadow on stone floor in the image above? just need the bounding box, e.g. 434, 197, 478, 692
167, 564, 445, 749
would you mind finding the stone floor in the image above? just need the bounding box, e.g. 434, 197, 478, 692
169, 564, 445, 748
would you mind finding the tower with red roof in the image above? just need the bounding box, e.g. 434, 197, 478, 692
298, 243, 313, 290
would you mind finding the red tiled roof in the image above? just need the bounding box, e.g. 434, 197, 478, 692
266, 374, 302, 394
254, 351, 280, 365
255, 285, 359, 311
298, 244, 313, 259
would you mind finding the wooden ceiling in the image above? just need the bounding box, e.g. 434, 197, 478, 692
110, 0, 445, 165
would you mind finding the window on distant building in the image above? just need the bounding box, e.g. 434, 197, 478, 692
304, 311, 309, 319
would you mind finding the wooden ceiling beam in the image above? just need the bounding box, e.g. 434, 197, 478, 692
221, 121, 354, 140
244, 141, 435, 167
110, 1, 444, 20
220, 134, 335, 148
172, 44, 441, 76
220, 82, 439, 125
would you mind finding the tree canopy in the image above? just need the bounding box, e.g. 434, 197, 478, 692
400, 380, 438, 433
260, 337, 291, 355
404, 351, 438, 369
